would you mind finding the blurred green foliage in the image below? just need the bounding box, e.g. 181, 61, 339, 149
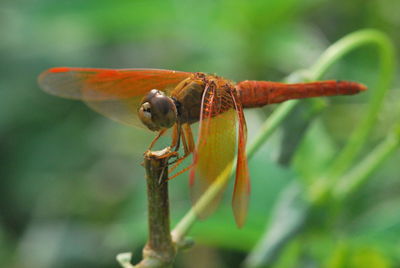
1, 0, 399, 267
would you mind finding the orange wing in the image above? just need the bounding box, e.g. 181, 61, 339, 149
230, 89, 250, 228
190, 82, 250, 227
38, 67, 191, 127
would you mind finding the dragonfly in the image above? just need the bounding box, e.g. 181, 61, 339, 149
38, 67, 366, 227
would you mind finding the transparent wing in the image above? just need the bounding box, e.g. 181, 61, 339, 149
38, 67, 191, 127
190, 84, 238, 219
231, 90, 250, 228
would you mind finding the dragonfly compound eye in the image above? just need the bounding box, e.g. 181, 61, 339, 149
140, 102, 152, 118
138, 89, 177, 131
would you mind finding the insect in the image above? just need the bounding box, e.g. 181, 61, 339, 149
38, 67, 366, 227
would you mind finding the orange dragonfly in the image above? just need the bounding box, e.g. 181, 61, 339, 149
38, 67, 366, 227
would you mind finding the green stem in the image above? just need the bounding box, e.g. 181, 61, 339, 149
247, 101, 299, 158
333, 125, 400, 200
315, 29, 396, 179
172, 163, 232, 243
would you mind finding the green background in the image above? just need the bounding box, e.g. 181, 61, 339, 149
1, 0, 399, 267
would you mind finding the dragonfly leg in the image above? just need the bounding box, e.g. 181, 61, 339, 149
154, 124, 182, 183
168, 164, 193, 181
182, 123, 195, 155
168, 124, 194, 166
148, 128, 167, 150
168, 124, 195, 180
149, 125, 181, 160
158, 123, 181, 159
171, 123, 182, 152
155, 124, 193, 182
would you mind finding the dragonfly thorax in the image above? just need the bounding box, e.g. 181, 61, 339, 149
138, 89, 178, 131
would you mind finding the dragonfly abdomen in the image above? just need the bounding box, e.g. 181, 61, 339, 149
236, 80, 367, 108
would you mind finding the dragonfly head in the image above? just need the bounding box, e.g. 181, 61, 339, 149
138, 89, 178, 131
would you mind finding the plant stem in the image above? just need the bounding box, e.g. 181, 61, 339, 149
247, 101, 299, 158
306, 29, 396, 203
143, 149, 175, 264
313, 29, 396, 179
171, 162, 232, 243
120, 148, 176, 268
333, 125, 400, 200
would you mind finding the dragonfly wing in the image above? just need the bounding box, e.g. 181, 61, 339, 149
190, 84, 238, 220
231, 90, 250, 228
38, 67, 191, 127
85, 96, 146, 127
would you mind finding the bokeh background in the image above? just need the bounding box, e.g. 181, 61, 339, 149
1, 0, 400, 267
